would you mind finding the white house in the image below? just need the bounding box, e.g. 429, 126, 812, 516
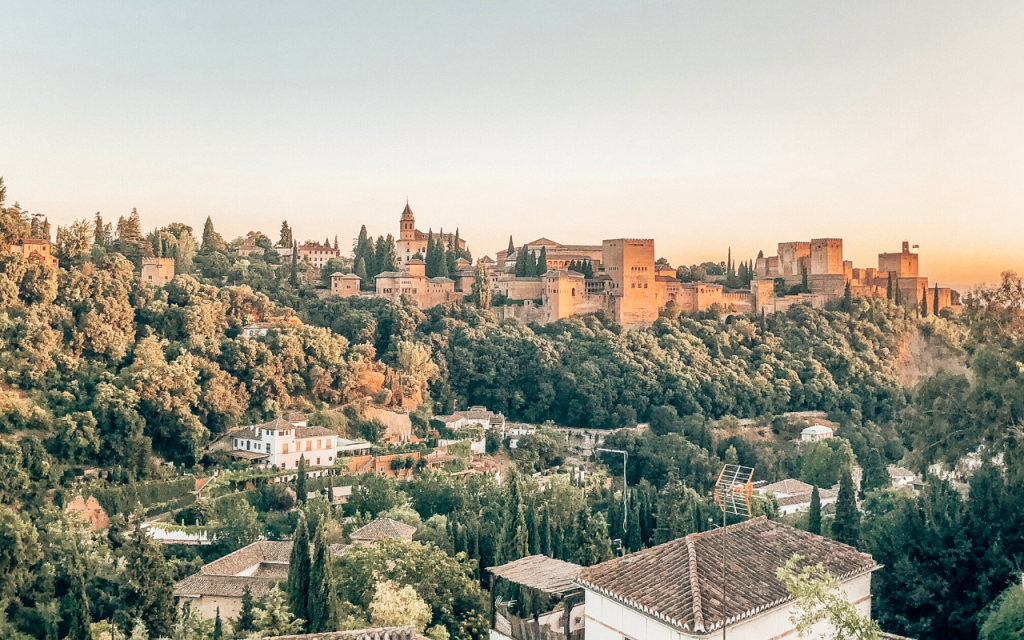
433, 406, 506, 431
506, 423, 536, 449
801, 424, 834, 442
337, 438, 373, 456
229, 416, 338, 469
575, 517, 879, 640
888, 465, 917, 488
758, 478, 838, 516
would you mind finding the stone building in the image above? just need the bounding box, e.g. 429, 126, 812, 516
397, 202, 465, 266
374, 259, 463, 308
141, 257, 175, 285
235, 239, 265, 257
330, 272, 361, 297
497, 237, 604, 270
8, 238, 59, 269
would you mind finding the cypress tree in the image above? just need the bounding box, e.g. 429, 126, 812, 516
212, 608, 223, 640
444, 240, 456, 277
296, 457, 307, 504
506, 236, 515, 258
921, 288, 929, 317
537, 246, 548, 275
527, 501, 540, 555
575, 511, 615, 566
235, 585, 257, 636
453, 228, 462, 258
933, 284, 940, 315
843, 281, 852, 311
425, 231, 437, 277
583, 260, 594, 279
541, 507, 552, 557
894, 283, 903, 306
200, 216, 224, 254
287, 517, 311, 628
354, 258, 368, 290
808, 485, 822, 535
307, 525, 338, 632
832, 469, 860, 547
333, 235, 339, 251
801, 267, 808, 293
64, 539, 91, 640
886, 273, 893, 300
117, 528, 175, 638
626, 490, 642, 552
514, 246, 526, 277
525, 250, 538, 277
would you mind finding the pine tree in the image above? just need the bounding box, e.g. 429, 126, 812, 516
808, 485, 822, 535
235, 585, 257, 637
212, 608, 223, 640
575, 511, 615, 566
537, 246, 548, 275
832, 469, 860, 547
288, 516, 311, 628
307, 526, 338, 632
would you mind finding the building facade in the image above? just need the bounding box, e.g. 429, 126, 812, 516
8, 238, 60, 269
397, 203, 465, 266
141, 257, 175, 285
229, 416, 338, 468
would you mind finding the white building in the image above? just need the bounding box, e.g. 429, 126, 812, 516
801, 424, 834, 442
337, 438, 373, 456
758, 478, 838, 516
576, 517, 879, 640
433, 406, 506, 431
506, 423, 536, 449
888, 465, 917, 488
229, 416, 338, 469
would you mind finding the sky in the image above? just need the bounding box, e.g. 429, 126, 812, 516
1, 1, 1022, 289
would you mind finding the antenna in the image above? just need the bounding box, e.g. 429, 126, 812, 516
714, 464, 754, 640
597, 448, 629, 535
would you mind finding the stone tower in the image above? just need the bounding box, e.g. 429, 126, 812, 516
400, 202, 415, 243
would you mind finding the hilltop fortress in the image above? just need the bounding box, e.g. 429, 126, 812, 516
320, 204, 956, 328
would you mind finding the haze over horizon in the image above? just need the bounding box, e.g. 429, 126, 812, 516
2, 1, 1022, 289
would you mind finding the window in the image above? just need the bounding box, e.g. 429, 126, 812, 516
317, 458, 321, 465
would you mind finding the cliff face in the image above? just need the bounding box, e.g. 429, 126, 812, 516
896, 325, 968, 388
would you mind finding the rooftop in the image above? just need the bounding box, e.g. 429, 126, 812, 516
350, 518, 417, 542
488, 555, 584, 596
575, 517, 878, 635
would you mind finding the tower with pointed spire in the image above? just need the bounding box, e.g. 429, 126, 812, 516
396, 201, 465, 266
400, 200, 415, 243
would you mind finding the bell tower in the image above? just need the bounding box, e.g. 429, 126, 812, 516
400, 201, 415, 242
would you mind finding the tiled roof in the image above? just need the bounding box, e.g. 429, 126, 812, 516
201, 540, 293, 576
174, 574, 278, 598
286, 411, 307, 423
350, 518, 417, 541
488, 555, 583, 595
295, 426, 337, 439
259, 626, 423, 640
775, 488, 838, 507
759, 479, 814, 496
575, 517, 878, 634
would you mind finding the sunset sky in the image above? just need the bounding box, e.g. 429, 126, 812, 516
1, 1, 1021, 289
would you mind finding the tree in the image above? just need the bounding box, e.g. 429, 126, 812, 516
800, 438, 855, 489
471, 262, 492, 309
776, 554, 880, 640
288, 516, 312, 628
376, 234, 398, 274
843, 281, 853, 311
832, 469, 860, 547
648, 405, 683, 436
307, 524, 338, 632
921, 287, 929, 317
574, 511, 614, 566
233, 585, 257, 638
252, 586, 304, 637
979, 582, 1024, 640
217, 496, 262, 552
369, 580, 433, 632
279, 221, 293, 248
886, 273, 893, 300
354, 257, 369, 290
860, 449, 889, 493
297, 456, 308, 504
54, 219, 94, 267
117, 525, 175, 638
808, 485, 822, 535
524, 249, 538, 277
537, 246, 547, 275
506, 236, 515, 258
200, 216, 225, 254
212, 608, 223, 640
933, 284, 940, 316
